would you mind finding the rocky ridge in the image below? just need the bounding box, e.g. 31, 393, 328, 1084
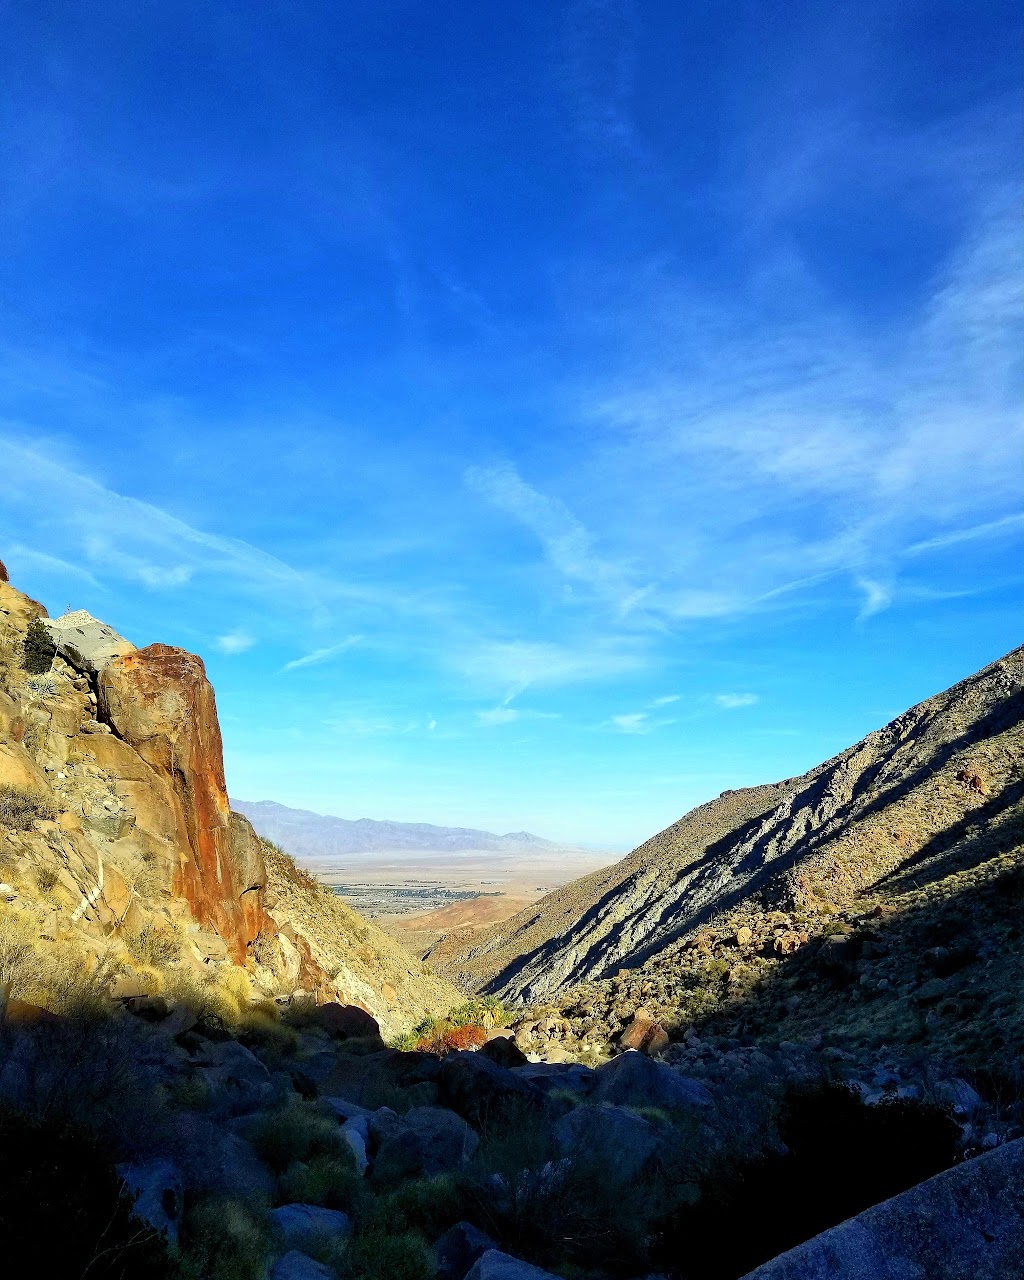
428, 645, 1023, 1027
0, 569, 458, 1035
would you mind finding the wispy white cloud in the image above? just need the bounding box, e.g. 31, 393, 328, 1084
856, 578, 893, 620
650, 694, 680, 706
458, 638, 646, 701
556, 0, 644, 158
476, 706, 560, 727
0, 438, 422, 618
465, 461, 648, 617
215, 630, 255, 655
478, 707, 524, 726
714, 693, 759, 710
5, 544, 101, 586
574, 189, 1023, 627
609, 704, 679, 733
906, 513, 1024, 556
610, 711, 650, 734
283, 636, 362, 672
324, 713, 419, 736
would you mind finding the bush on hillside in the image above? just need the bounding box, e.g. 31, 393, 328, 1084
0, 783, 56, 831
179, 1197, 270, 1280
0, 626, 23, 694
393, 996, 508, 1053
341, 1228, 432, 1280
21, 617, 55, 675
247, 1101, 350, 1173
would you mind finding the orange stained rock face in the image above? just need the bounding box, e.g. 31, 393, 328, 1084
98, 644, 275, 965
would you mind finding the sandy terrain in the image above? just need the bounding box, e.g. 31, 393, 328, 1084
305, 847, 616, 956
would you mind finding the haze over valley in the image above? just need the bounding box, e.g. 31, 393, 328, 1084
233, 798, 613, 926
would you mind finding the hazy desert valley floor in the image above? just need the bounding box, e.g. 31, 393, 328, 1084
0, 560, 1021, 1280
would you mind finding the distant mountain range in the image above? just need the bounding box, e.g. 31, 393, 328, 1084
231, 798, 590, 860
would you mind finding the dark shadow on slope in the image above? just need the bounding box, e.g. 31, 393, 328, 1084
875, 779, 1024, 898
0, 1105, 175, 1279
651, 1083, 961, 1280
687, 851, 1024, 1068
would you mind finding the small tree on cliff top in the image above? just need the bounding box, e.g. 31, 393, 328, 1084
21, 618, 54, 674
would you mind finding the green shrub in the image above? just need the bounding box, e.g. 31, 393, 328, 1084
0, 626, 22, 694
343, 1229, 432, 1280
0, 784, 56, 831
279, 1153, 361, 1210
126, 920, 184, 968
238, 1008, 300, 1059
247, 1102, 347, 1173
391, 996, 508, 1053
378, 1174, 468, 1240
179, 1197, 270, 1280
21, 618, 55, 675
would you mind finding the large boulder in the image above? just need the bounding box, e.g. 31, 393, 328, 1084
341, 1121, 369, 1175
310, 1003, 384, 1046
437, 1051, 546, 1126
435, 1222, 497, 1280
741, 1139, 1024, 1280
553, 1103, 660, 1182
405, 1105, 479, 1170
513, 1063, 596, 1097
592, 1051, 712, 1111
41, 611, 135, 678
117, 1158, 183, 1243
371, 1106, 478, 1186
0, 740, 49, 793
194, 1040, 277, 1115
271, 1204, 352, 1251
270, 1253, 335, 1280
165, 1110, 276, 1200
479, 1036, 529, 1069
464, 1250, 561, 1280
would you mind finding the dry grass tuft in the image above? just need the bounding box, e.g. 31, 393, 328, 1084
0, 784, 56, 832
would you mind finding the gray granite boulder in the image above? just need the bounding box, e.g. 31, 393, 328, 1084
117, 1158, 183, 1242
435, 1221, 497, 1280
553, 1103, 661, 1181
464, 1250, 561, 1280
271, 1204, 352, 1250
592, 1050, 712, 1111
404, 1105, 479, 1170
741, 1139, 1024, 1280
194, 1039, 277, 1114
438, 1051, 545, 1125
41, 611, 135, 677
270, 1250, 335, 1280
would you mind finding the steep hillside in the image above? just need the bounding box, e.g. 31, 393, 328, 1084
429, 645, 1024, 1029
233, 797, 589, 859
0, 562, 458, 1035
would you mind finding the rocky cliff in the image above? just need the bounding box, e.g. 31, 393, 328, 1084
429, 645, 1024, 1037
0, 569, 458, 1035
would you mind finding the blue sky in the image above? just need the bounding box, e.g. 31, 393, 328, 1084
1, 1, 1021, 850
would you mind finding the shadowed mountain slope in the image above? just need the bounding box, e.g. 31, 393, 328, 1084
428, 646, 1023, 1005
